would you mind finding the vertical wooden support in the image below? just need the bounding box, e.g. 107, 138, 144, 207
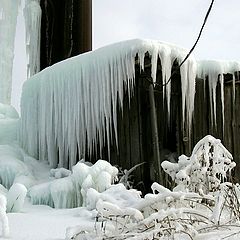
72, 0, 92, 55
40, 0, 92, 69
149, 83, 163, 184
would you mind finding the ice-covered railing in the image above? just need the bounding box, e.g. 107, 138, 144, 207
161, 135, 235, 194
0, 0, 20, 104
197, 60, 240, 128
20, 39, 197, 168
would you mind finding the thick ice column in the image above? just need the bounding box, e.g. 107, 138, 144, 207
0, 0, 20, 104
24, 0, 41, 77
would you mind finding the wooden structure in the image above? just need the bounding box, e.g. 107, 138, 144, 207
40, 0, 92, 69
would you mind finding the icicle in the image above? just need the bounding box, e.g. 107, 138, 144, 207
0, 0, 21, 104
219, 74, 224, 134
19, 39, 198, 167
197, 60, 240, 131
24, 0, 41, 78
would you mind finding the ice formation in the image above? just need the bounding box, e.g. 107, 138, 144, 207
161, 135, 235, 194
0, 0, 21, 104
0, 145, 33, 189
0, 194, 9, 237
6, 183, 27, 212
20, 39, 197, 167
28, 159, 119, 208
0, 104, 19, 144
24, 0, 41, 77
197, 60, 240, 129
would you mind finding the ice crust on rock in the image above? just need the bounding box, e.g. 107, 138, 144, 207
20, 39, 197, 168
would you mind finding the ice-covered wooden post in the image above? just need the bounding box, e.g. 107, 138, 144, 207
149, 83, 163, 184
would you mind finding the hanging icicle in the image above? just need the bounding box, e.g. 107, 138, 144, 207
197, 60, 240, 131
0, 0, 20, 104
24, 0, 42, 78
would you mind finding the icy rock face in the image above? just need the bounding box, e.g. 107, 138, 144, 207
161, 135, 235, 194
20, 39, 197, 168
197, 60, 240, 128
0, 104, 19, 144
24, 0, 41, 77
0, 0, 20, 104
28, 159, 119, 208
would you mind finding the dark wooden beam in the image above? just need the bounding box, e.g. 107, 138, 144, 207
40, 0, 92, 70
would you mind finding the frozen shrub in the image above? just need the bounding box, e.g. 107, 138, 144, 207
161, 135, 235, 194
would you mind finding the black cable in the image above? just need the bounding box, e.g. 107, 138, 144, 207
159, 0, 215, 87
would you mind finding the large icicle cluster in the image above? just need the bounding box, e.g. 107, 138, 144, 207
197, 60, 240, 128
0, 0, 20, 104
24, 0, 42, 78
20, 39, 196, 167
